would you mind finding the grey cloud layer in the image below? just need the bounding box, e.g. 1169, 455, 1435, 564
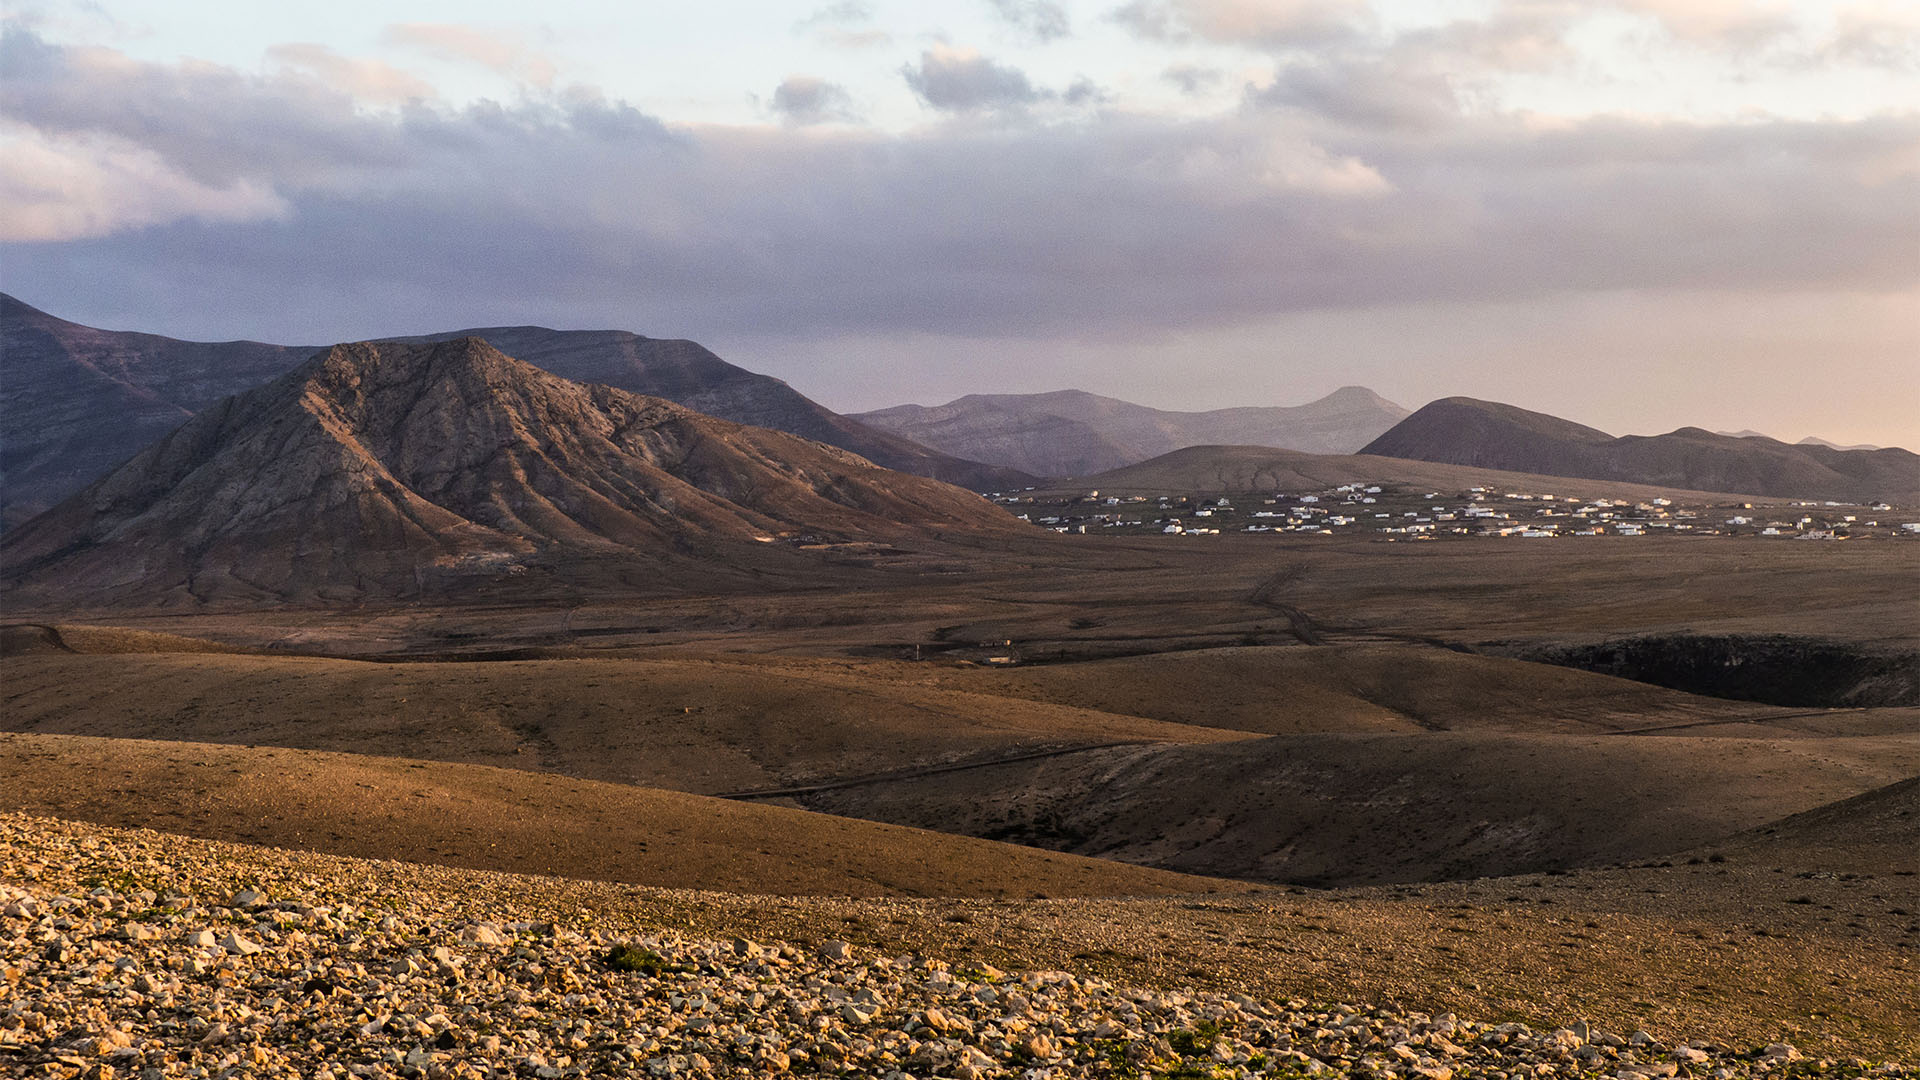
772, 76, 858, 124
903, 46, 1042, 111
1, 27, 1915, 345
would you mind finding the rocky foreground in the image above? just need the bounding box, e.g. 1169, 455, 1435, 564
0, 815, 1906, 1080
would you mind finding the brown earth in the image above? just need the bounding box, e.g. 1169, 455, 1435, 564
2, 534, 1913, 1056
13, 807, 1916, 1058
0, 651, 1251, 793
797, 729, 1920, 885
0, 732, 1233, 899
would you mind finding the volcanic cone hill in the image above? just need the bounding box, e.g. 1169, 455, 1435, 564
1361, 397, 1920, 503
0, 338, 1026, 608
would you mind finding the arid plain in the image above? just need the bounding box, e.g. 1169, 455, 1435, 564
5, 531, 1917, 1059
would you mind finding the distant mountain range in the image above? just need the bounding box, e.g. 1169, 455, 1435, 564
1, 339, 1025, 608
853, 387, 1409, 478
1075, 444, 1795, 502
1363, 398, 1917, 503
1717, 431, 1883, 452
0, 295, 1029, 528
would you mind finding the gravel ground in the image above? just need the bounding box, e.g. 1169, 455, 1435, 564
1, 814, 1909, 1080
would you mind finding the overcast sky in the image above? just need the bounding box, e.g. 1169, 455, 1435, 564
3, 0, 1916, 447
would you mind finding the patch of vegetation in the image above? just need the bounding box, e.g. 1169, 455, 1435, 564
79, 868, 159, 894
603, 944, 689, 976
1168, 1018, 1224, 1057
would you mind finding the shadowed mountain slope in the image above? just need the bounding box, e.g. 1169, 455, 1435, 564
0, 338, 1025, 608
1362, 397, 1919, 503
0, 294, 309, 528
0, 296, 1028, 530
854, 387, 1408, 477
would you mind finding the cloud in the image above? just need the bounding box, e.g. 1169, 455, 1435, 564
1113, 0, 1372, 49
266, 43, 434, 104
771, 76, 858, 125
0, 26, 1914, 353
1611, 0, 1800, 49
794, 1, 872, 32
794, 2, 891, 49
0, 26, 412, 189
1821, 6, 1920, 70
384, 23, 556, 87
1256, 56, 1459, 131
1162, 63, 1223, 96
986, 0, 1071, 43
0, 127, 286, 241
903, 45, 1041, 112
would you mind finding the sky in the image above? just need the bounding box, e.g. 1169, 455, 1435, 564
2, 0, 1916, 447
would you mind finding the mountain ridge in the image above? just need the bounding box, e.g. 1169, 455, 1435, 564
853, 385, 1409, 477
0, 295, 1030, 529
1362, 397, 1918, 503
0, 338, 1026, 608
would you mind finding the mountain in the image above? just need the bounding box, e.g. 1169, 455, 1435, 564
0, 339, 1025, 608
1077, 444, 1774, 502
1362, 398, 1920, 503
852, 386, 1409, 478
386, 325, 1032, 493
1719, 432, 1885, 453
1798, 435, 1882, 453
0, 296, 1029, 529
0, 294, 310, 529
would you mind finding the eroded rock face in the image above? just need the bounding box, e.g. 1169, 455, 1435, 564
0, 338, 1026, 608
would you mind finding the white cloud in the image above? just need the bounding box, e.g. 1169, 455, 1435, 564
1113, 0, 1374, 49
0, 127, 285, 242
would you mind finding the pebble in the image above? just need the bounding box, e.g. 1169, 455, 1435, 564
0, 814, 1907, 1080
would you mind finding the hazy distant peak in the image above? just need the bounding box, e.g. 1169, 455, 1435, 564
1317, 385, 1398, 407
1799, 435, 1883, 452
854, 385, 1409, 477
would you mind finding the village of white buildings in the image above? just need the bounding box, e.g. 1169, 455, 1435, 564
994, 485, 1920, 542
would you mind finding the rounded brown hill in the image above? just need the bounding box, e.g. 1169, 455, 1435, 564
1360, 396, 1920, 503
0, 732, 1231, 899
0, 338, 1026, 607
